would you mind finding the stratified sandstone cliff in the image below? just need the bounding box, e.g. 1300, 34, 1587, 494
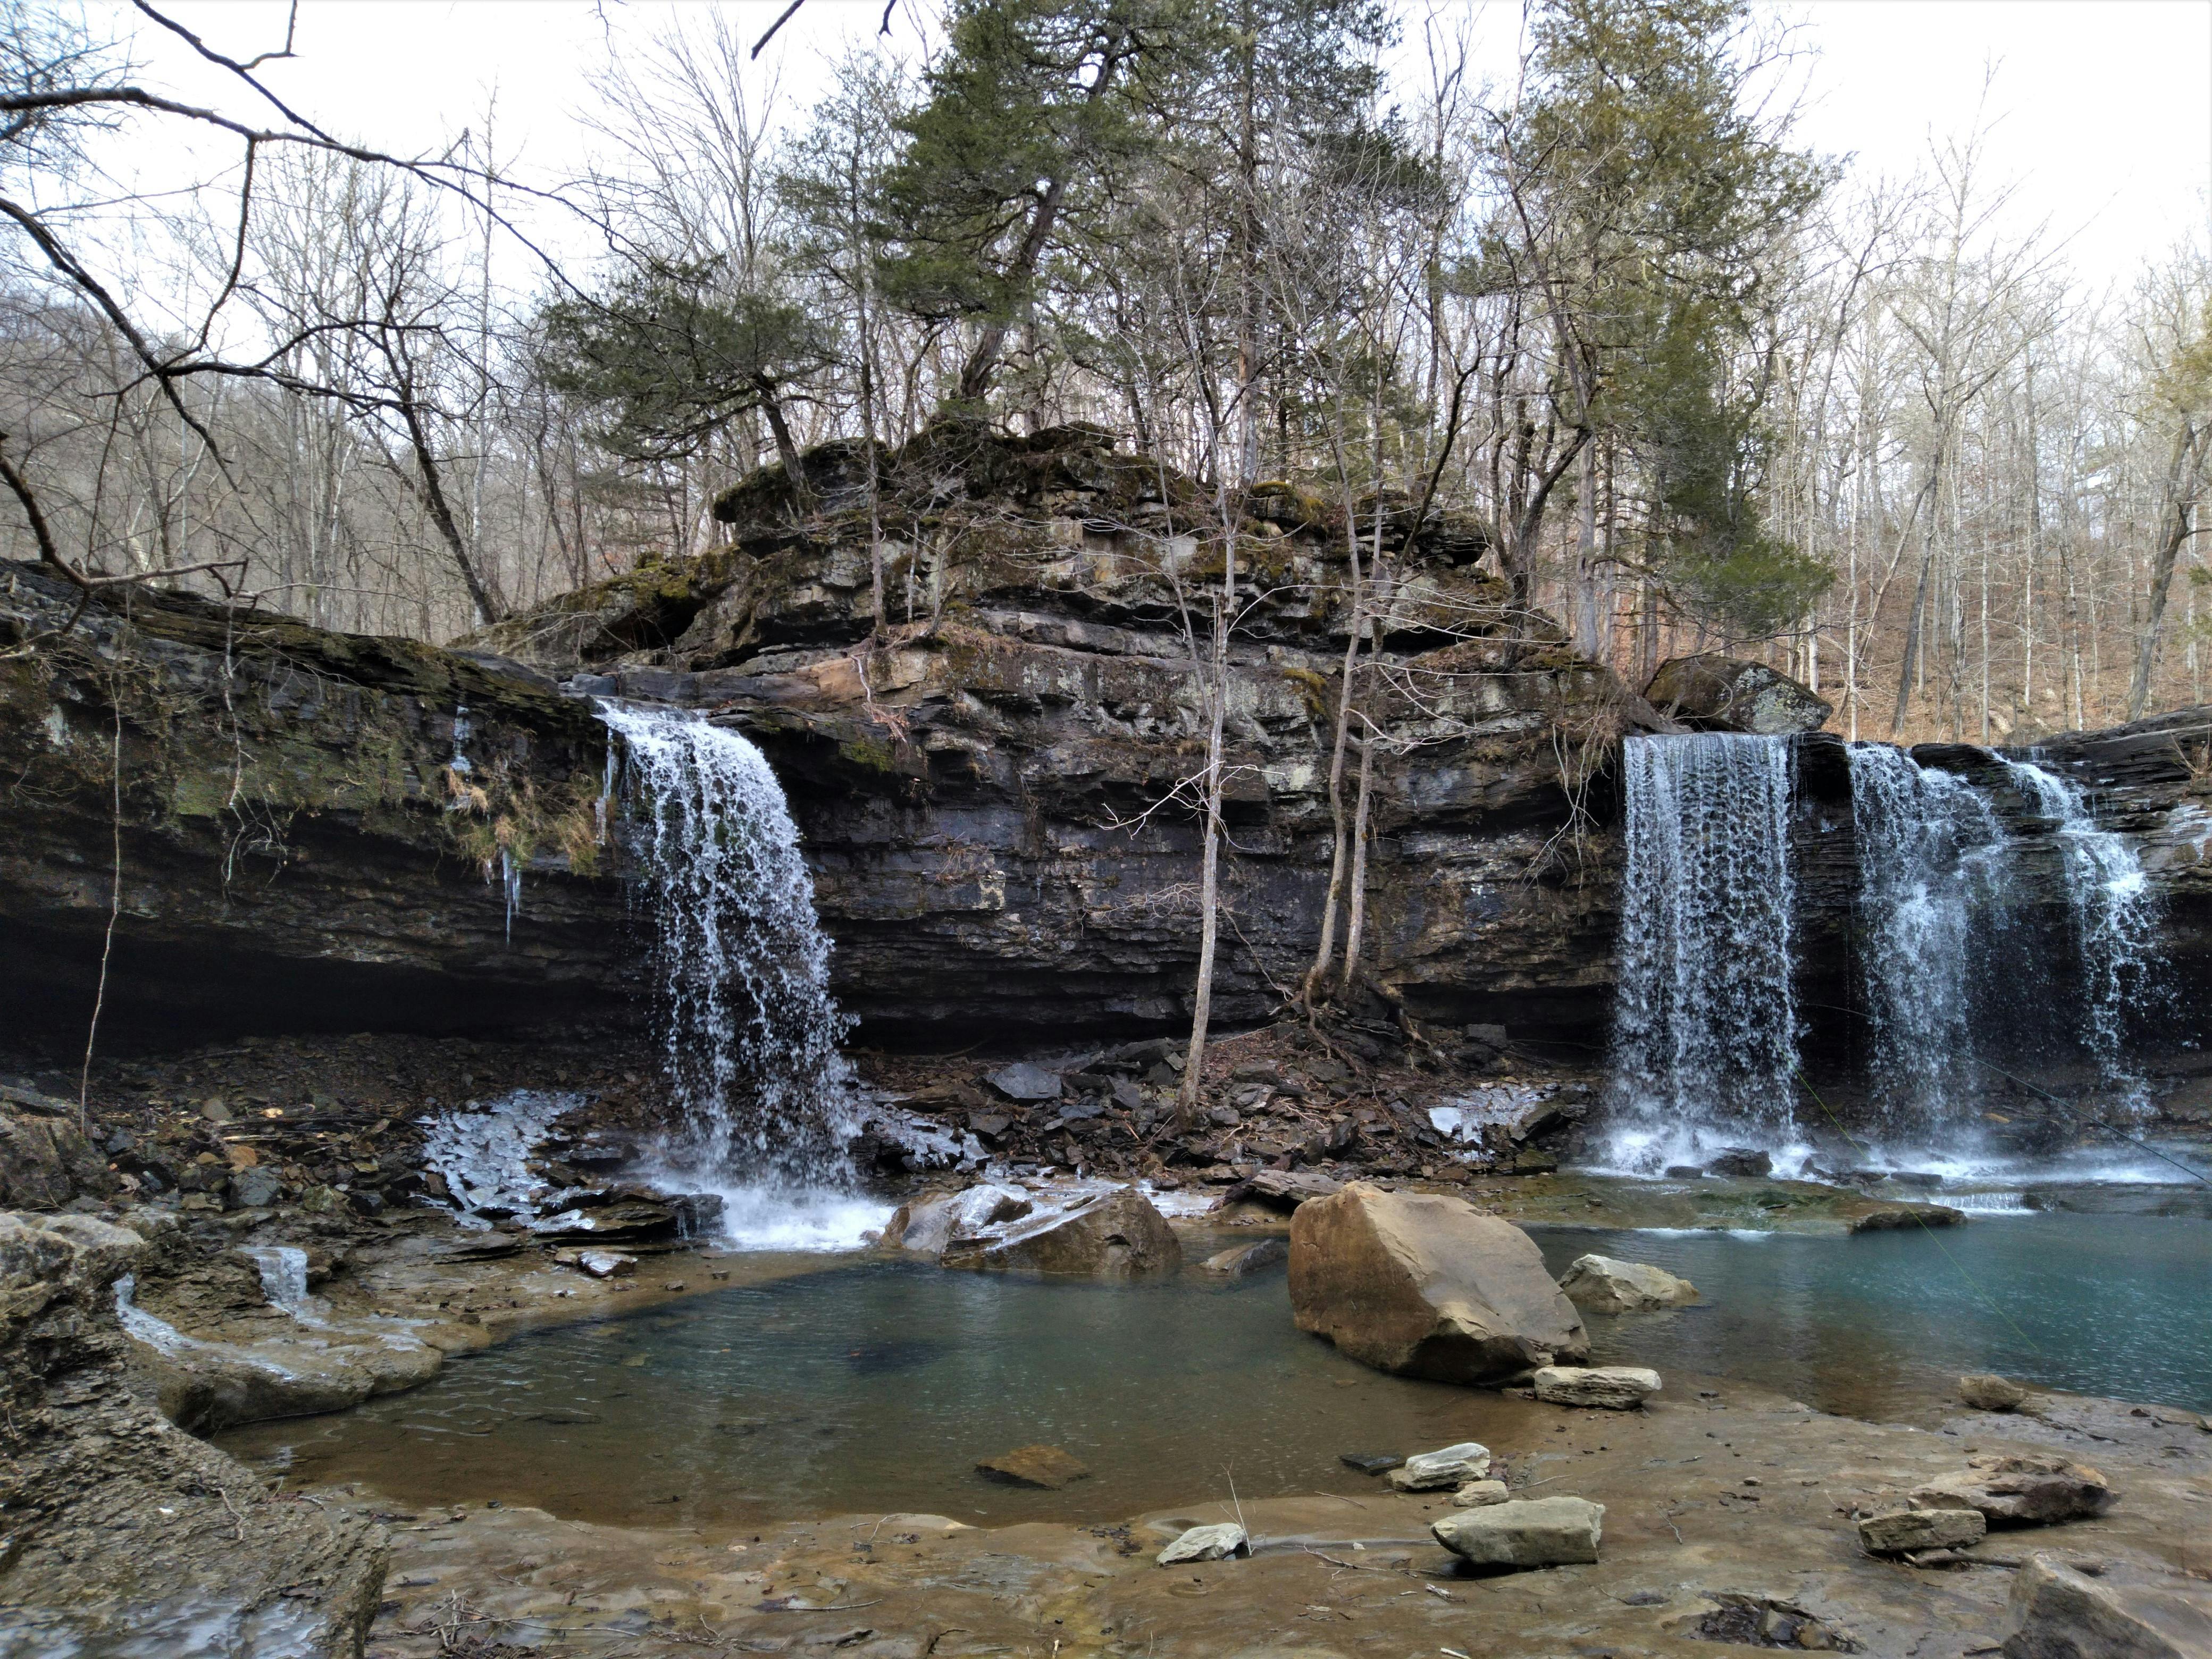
467, 420, 1647, 1047
1, 423, 1642, 1054
0, 562, 627, 1049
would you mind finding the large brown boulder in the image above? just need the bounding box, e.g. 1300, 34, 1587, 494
1645, 653, 1831, 734
1287, 1183, 1588, 1383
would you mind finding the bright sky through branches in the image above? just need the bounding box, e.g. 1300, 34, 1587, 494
91, 0, 2212, 296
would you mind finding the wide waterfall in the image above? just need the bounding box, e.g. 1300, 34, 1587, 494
1847, 745, 2006, 1129
597, 703, 859, 1197
1606, 733, 1800, 1166
1607, 728, 2165, 1174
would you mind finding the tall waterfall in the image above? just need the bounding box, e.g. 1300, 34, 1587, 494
1847, 745, 2005, 1128
1608, 734, 1800, 1159
597, 703, 857, 1188
1999, 757, 2158, 1100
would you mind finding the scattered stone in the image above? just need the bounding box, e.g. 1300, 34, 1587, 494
1912, 1455, 2115, 1526
1960, 1373, 2031, 1412
0, 1104, 112, 1210
1201, 1238, 1287, 1276
1704, 1148, 1773, 1178
2002, 1552, 2212, 1659
198, 1097, 234, 1125
1339, 1452, 1403, 1474
1288, 1182, 1588, 1384
1664, 1164, 1705, 1179
1389, 1442, 1493, 1492
227, 1168, 283, 1210
941, 1186, 1180, 1276
1451, 1480, 1511, 1508
1858, 1507, 1986, 1555
1244, 1169, 1344, 1210
1532, 1365, 1662, 1410
976, 1445, 1091, 1489
1431, 1496, 1604, 1568
1684, 1595, 1858, 1653
573, 1251, 636, 1279
985, 1063, 1062, 1103
1156, 1523, 1248, 1565
1557, 1254, 1699, 1314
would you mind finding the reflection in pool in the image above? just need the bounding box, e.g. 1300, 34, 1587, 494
218, 1206, 2211, 1529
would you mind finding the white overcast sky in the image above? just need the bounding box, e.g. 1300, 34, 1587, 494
94, 0, 2212, 295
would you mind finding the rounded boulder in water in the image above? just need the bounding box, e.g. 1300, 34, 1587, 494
1557, 1254, 1699, 1314
1288, 1182, 1588, 1384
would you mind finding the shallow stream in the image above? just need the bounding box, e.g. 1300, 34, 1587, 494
220, 1205, 2212, 1530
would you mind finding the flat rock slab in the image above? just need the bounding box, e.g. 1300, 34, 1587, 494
1858, 1507, 1986, 1554
1432, 1496, 1604, 1568
1912, 1454, 2114, 1526
1451, 1480, 1512, 1507
1339, 1452, 1404, 1474
1534, 1365, 1662, 1409
976, 1445, 1092, 1489
1289, 1182, 1588, 1384
1557, 1254, 1698, 1313
986, 1063, 1063, 1102
1156, 1523, 1247, 1566
2004, 1552, 2212, 1659
1389, 1442, 1493, 1492
1201, 1238, 1287, 1276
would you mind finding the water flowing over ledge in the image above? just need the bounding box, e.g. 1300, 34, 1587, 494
1601, 732, 2167, 1177
597, 702, 878, 1246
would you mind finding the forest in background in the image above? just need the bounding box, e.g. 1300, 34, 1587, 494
3, 0, 2209, 744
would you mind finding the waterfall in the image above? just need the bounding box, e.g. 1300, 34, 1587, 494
1607, 734, 1800, 1161
1847, 745, 2005, 1128
1997, 757, 2158, 1101
597, 703, 857, 1189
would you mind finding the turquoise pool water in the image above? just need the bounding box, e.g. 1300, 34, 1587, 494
219, 1205, 2210, 1529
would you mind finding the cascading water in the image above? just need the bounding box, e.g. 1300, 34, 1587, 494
596, 703, 861, 1204
1998, 757, 2158, 1104
1605, 733, 1800, 1168
1847, 745, 2006, 1129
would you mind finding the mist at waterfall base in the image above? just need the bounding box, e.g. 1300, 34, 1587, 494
597, 703, 888, 1251
1599, 732, 2171, 1179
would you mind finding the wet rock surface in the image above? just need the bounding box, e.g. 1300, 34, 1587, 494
0, 1210, 388, 1657
1431, 1494, 1606, 1568
2003, 1551, 2212, 1659
312, 1367, 2212, 1659
1557, 1252, 1699, 1312
1912, 1454, 2116, 1526
1289, 1181, 1589, 1383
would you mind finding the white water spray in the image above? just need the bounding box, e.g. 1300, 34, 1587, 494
1999, 757, 2158, 1103
1847, 745, 2006, 1129
1606, 733, 1800, 1167
597, 703, 861, 1206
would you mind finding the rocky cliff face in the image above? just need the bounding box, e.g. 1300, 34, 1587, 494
468, 421, 1646, 1048
7, 423, 2210, 1084
0, 560, 629, 1050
